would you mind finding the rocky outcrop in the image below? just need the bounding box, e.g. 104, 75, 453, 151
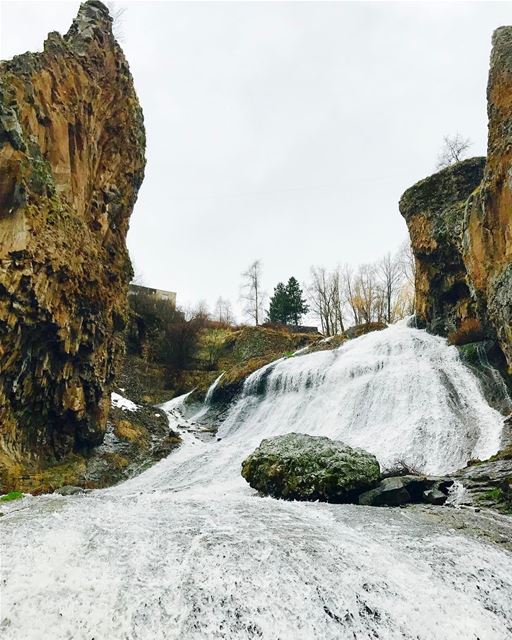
4, 388, 180, 495
241, 433, 380, 502
454, 457, 512, 513
400, 27, 512, 372
0, 1, 145, 489
399, 158, 485, 337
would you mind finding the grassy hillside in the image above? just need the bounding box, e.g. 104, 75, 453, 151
119, 322, 323, 405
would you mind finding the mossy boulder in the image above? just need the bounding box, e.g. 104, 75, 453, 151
241, 433, 380, 503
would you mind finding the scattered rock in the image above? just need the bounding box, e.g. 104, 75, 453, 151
54, 485, 88, 496
241, 433, 380, 503
423, 488, 447, 505
358, 476, 452, 507
344, 322, 387, 339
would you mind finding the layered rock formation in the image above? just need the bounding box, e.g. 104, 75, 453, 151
464, 27, 512, 368
399, 158, 485, 336
401, 27, 512, 372
0, 1, 145, 488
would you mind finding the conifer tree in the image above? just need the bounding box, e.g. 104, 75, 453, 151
286, 276, 309, 325
267, 277, 309, 325
267, 282, 289, 324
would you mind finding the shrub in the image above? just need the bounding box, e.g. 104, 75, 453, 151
0, 491, 23, 502
128, 293, 205, 371
381, 459, 422, 478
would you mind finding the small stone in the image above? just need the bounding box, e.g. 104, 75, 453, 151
423, 488, 447, 505
359, 477, 413, 507
54, 485, 87, 496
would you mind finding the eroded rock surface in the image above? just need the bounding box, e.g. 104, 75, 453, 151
0, 0, 145, 489
464, 27, 512, 368
399, 158, 485, 337
400, 27, 512, 372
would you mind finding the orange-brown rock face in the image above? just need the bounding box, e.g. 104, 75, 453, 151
401, 26, 512, 372
463, 27, 512, 368
399, 158, 485, 336
0, 0, 145, 487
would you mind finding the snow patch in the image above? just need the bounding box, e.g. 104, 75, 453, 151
111, 392, 138, 412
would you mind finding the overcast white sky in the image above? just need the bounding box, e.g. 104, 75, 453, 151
1, 1, 510, 320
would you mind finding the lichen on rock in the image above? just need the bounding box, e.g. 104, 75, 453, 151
241, 433, 381, 503
0, 0, 146, 490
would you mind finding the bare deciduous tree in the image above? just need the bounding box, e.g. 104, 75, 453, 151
377, 252, 402, 324
353, 263, 381, 324
308, 244, 416, 334
436, 133, 472, 169
213, 297, 235, 325
106, 2, 126, 41
240, 260, 265, 325
308, 267, 346, 336
184, 299, 210, 322
130, 261, 145, 286
341, 264, 360, 326
397, 240, 416, 316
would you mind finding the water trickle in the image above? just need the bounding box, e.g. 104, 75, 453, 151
190, 372, 225, 421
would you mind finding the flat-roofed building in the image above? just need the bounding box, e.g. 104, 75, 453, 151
128, 284, 176, 307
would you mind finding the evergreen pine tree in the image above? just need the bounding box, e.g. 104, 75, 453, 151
267, 277, 309, 325
286, 277, 309, 325
267, 282, 289, 324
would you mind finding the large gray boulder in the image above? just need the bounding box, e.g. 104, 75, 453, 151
241, 433, 380, 503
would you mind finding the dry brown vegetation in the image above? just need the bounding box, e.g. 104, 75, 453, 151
447, 318, 485, 346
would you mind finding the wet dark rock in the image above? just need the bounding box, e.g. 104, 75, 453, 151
454, 457, 512, 512
358, 475, 452, 507
423, 488, 447, 505
456, 341, 512, 415
54, 485, 89, 496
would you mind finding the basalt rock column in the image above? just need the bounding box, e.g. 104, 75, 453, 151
463, 27, 512, 368
400, 26, 512, 370
0, 0, 145, 485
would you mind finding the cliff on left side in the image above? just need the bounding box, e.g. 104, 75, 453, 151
0, 0, 146, 490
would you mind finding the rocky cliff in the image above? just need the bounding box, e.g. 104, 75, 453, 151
400, 26, 512, 374
464, 27, 512, 369
0, 1, 145, 489
399, 157, 485, 337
